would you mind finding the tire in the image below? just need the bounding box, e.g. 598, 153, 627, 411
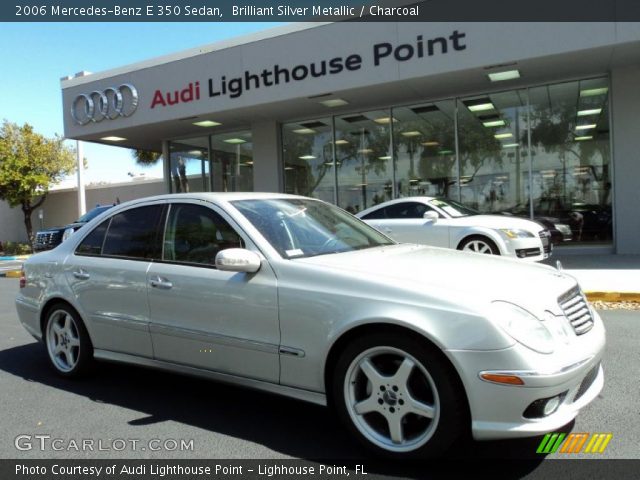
458, 236, 500, 255
332, 332, 467, 458
44, 303, 94, 377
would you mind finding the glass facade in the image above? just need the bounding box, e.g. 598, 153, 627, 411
168, 130, 253, 194
282, 77, 612, 244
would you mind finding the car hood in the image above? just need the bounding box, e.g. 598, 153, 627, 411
447, 215, 543, 232
36, 222, 83, 233
296, 244, 575, 316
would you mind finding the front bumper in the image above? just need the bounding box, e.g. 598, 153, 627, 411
446, 311, 605, 440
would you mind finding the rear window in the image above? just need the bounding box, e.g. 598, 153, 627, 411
101, 205, 164, 260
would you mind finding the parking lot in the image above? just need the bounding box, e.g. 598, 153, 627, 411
0, 277, 638, 462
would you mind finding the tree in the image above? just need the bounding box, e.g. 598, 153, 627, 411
0, 121, 76, 246
132, 149, 161, 166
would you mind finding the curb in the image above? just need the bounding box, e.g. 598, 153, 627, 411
585, 292, 640, 303
0, 270, 22, 278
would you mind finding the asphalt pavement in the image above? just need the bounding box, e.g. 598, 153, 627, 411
0, 277, 638, 462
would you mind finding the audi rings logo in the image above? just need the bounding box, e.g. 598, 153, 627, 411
71, 84, 139, 125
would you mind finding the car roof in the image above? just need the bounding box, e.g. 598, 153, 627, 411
112, 192, 314, 210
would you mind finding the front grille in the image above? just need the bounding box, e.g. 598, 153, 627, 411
539, 230, 552, 254
573, 363, 600, 402
34, 231, 63, 250
558, 286, 594, 335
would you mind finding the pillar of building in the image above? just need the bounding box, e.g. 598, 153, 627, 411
611, 66, 640, 254
251, 121, 283, 193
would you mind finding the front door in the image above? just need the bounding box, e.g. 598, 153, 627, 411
146, 201, 280, 383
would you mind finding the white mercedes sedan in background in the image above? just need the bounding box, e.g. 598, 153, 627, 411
16, 193, 603, 458
357, 197, 552, 261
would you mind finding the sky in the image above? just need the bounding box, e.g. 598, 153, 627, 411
0, 22, 283, 188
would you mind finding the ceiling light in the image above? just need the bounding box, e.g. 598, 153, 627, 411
422, 141, 439, 147
577, 108, 602, 117
101, 136, 126, 142
299, 155, 316, 160
580, 87, 608, 97
334, 139, 349, 145
494, 133, 513, 139
187, 150, 201, 155
320, 98, 349, 107
374, 117, 397, 124
224, 138, 247, 144
293, 128, 316, 134
483, 120, 506, 128
464, 98, 495, 112
575, 136, 593, 141
438, 149, 454, 155
488, 70, 521, 82
193, 120, 222, 127
502, 143, 519, 148
575, 124, 597, 131
378, 156, 392, 160
401, 131, 421, 137
284, 166, 294, 171
358, 148, 373, 154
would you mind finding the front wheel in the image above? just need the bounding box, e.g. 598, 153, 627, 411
459, 236, 500, 255
332, 333, 467, 458
44, 304, 93, 377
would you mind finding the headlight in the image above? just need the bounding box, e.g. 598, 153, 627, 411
491, 301, 554, 354
499, 228, 534, 239
62, 228, 75, 242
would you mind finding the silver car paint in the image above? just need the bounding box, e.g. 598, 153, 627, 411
16, 192, 605, 441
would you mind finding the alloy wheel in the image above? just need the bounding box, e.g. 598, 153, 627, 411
46, 310, 81, 373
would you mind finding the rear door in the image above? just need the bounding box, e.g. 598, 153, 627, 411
64, 203, 165, 357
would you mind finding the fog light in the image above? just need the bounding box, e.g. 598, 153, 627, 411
523, 392, 566, 418
543, 396, 561, 416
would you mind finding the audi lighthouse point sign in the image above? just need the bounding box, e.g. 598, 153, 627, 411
71, 84, 139, 125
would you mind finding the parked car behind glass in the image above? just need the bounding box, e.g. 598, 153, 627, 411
16, 193, 604, 458
357, 197, 552, 261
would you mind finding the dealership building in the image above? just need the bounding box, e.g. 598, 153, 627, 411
6, 21, 640, 253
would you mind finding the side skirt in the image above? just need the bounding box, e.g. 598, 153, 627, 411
93, 349, 327, 407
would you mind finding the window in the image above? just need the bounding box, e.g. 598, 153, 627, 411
101, 205, 164, 260
76, 219, 110, 256
362, 202, 438, 220
163, 204, 243, 266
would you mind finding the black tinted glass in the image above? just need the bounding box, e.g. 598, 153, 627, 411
76, 219, 109, 256
102, 205, 163, 259
163, 204, 243, 266
386, 202, 429, 219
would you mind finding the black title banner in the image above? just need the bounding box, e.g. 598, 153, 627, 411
3, 0, 640, 22
4, 459, 640, 480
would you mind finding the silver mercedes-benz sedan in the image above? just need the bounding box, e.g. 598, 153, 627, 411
15, 193, 605, 457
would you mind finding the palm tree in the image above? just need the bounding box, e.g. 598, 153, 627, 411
131, 149, 161, 166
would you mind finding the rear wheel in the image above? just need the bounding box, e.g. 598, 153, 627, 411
332, 332, 466, 458
44, 304, 93, 377
459, 236, 499, 255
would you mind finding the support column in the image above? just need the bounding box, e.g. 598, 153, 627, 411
251, 121, 283, 193
162, 140, 172, 193
611, 66, 640, 254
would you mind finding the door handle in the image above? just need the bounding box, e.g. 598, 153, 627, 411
72, 269, 90, 280
150, 276, 173, 290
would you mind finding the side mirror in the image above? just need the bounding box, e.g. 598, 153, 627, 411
423, 211, 439, 223
215, 248, 261, 273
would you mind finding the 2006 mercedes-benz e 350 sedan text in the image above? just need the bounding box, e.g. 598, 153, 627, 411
16, 193, 605, 457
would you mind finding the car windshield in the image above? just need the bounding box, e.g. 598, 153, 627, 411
232, 198, 395, 258
429, 198, 479, 218
76, 206, 112, 223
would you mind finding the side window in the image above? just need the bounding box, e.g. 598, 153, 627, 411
385, 202, 429, 219
163, 204, 244, 266
102, 205, 164, 260
361, 208, 386, 220
76, 219, 110, 256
